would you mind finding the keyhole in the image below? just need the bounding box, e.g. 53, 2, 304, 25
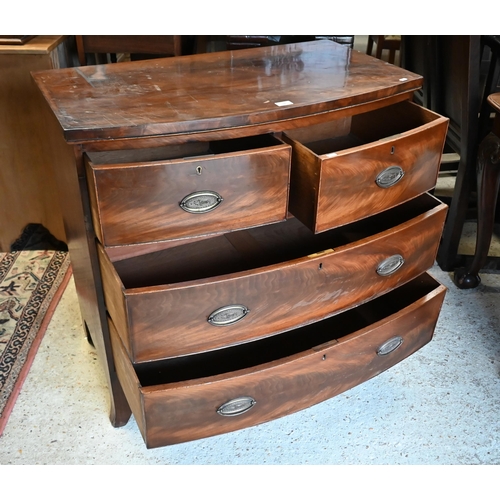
196, 166, 203, 175
318, 263, 323, 270
322, 354, 327, 361
391, 146, 395, 155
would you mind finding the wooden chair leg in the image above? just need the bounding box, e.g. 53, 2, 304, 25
366, 37, 374, 55
454, 132, 500, 288
375, 38, 384, 60
75, 35, 87, 66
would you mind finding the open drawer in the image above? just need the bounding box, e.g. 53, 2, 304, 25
98, 193, 447, 363
110, 273, 446, 448
282, 100, 448, 233
85, 134, 291, 247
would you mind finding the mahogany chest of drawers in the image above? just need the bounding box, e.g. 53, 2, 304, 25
33, 41, 448, 448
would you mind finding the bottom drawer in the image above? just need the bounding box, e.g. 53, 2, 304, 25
110, 273, 446, 448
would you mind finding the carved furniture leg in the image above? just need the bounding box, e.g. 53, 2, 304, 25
454, 133, 500, 288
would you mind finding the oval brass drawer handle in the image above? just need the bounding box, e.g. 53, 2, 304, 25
375, 166, 405, 188
377, 336, 404, 356
376, 254, 405, 276
179, 190, 223, 213
217, 396, 256, 417
208, 304, 249, 326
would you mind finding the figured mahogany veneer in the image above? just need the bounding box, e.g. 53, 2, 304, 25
32, 41, 448, 447
283, 100, 448, 232
110, 273, 446, 448
33, 40, 422, 145
99, 194, 446, 363
86, 135, 291, 247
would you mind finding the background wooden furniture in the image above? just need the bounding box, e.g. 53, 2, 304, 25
0, 36, 35, 45
478, 36, 500, 140
366, 35, 401, 64
33, 41, 448, 448
454, 93, 500, 288
75, 35, 184, 65
225, 35, 354, 51
0, 35, 70, 251
401, 36, 482, 272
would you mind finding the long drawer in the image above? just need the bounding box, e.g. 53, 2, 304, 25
85, 134, 291, 247
110, 273, 446, 448
282, 100, 448, 233
98, 193, 447, 363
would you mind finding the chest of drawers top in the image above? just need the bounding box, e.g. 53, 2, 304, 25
32, 40, 422, 144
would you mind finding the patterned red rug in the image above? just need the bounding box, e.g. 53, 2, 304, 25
0, 250, 71, 435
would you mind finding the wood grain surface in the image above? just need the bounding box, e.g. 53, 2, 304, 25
99, 194, 447, 363
0, 37, 67, 250
109, 273, 446, 447
32, 40, 422, 143
86, 135, 291, 246
284, 100, 449, 232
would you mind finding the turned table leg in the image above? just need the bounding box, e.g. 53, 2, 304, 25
454, 132, 500, 288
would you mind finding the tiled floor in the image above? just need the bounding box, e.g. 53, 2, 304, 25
1, 37, 500, 466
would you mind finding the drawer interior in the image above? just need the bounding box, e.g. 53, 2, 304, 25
284, 100, 442, 155
133, 273, 443, 386
86, 134, 284, 166
111, 193, 443, 289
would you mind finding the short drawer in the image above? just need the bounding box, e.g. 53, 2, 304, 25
110, 273, 446, 448
98, 193, 447, 363
85, 135, 291, 247
282, 100, 449, 233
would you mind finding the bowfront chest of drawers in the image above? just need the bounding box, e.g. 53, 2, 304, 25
33, 41, 449, 448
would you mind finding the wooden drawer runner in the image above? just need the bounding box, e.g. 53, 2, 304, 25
110, 273, 446, 448
99, 194, 447, 363
86, 134, 291, 246
282, 100, 448, 233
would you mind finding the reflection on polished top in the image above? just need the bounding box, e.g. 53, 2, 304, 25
32, 40, 422, 142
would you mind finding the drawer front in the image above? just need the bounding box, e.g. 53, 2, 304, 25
110, 274, 446, 448
86, 141, 291, 246
284, 102, 448, 233
101, 199, 447, 362
314, 122, 447, 232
